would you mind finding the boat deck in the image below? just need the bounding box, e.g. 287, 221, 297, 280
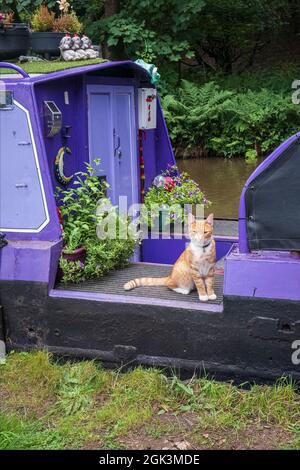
214, 219, 238, 238
55, 263, 224, 306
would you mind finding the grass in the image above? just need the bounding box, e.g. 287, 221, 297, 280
0, 58, 107, 75
0, 351, 300, 450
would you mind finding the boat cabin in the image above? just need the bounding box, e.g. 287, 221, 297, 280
1, 60, 300, 383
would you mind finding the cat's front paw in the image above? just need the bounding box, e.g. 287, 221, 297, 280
199, 294, 209, 302
208, 293, 217, 301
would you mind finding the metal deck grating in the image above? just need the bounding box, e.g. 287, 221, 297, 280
56, 263, 224, 305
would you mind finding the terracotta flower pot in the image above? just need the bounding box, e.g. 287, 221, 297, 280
62, 246, 86, 263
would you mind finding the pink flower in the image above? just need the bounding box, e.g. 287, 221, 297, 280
164, 176, 175, 191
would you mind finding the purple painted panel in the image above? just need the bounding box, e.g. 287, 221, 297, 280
35, 76, 88, 192
87, 85, 138, 207
140, 99, 176, 191
113, 86, 138, 208
216, 238, 236, 260
238, 132, 300, 253
0, 62, 179, 286
0, 81, 61, 242
0, 102, 47, 231
0, 239, 62, 286
142, 236, 235, 264
155, 99, 176, 173
142, 130, 157, 190
88, 86, 114, 188
224, 244, 300, 301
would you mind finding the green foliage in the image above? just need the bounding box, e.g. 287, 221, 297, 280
56, 362, 104, 416
0, 1, 57, 15
0, 413, 65, 450
78, 0, 294, 73
162, 78, 300, 159
1, 352, 300, 450
59, 207, 137, 284
170, 375, 194, 398
57, 161, 137, 284
245, 149, 258, 164
53, 11, 83, 33
94, 0, 205, 62
143, 165, 210, 226
31, 3, 82, 33
31, 4, 55, 32
195, 0, 287, 73
4, 0, 296, 73
57, 160, 107, 252
211, 65, 300, 94
71, 0, 104, 43
0, 351, 61, 418
145, 166, 209, 206
162, 80, 234, 153
220, 88, 300, 157
96, 367, 169, 443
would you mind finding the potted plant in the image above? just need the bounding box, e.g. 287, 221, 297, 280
57, 160, 138, 284
31, 2, 82, 58
0, 11, 30, 60
143, 165, 211, 233
57, 161, 105, 261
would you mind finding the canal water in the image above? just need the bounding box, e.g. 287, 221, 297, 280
177, 158, 262, 219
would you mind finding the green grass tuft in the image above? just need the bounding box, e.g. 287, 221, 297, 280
0, 351, 61, 418
0, 413, 67, 450
0, 352, 300, 449
56, 360, 112, 416
95, 368, 169, 447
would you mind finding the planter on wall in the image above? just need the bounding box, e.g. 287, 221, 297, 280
31, 32, 65, 58
0, 23, 30, 60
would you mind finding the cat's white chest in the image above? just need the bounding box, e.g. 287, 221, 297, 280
190, 241, 214, 276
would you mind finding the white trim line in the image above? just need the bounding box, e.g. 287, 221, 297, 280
0, 99, 50, 233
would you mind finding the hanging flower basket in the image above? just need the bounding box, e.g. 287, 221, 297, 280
143, 165, 211, 233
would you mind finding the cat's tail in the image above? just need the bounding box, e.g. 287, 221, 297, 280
124, 277, 170, 291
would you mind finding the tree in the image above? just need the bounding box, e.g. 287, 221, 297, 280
103, 0, 125, 59
192, 0, 288, 74
99, 0, 205, 63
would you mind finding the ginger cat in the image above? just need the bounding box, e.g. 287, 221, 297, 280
124, 213, 216, 302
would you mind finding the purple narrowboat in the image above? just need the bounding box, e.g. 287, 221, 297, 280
0, 60, 300, 383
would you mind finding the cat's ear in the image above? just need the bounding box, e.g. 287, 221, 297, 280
188, 213, 195, 225
206, 213, 214, 226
